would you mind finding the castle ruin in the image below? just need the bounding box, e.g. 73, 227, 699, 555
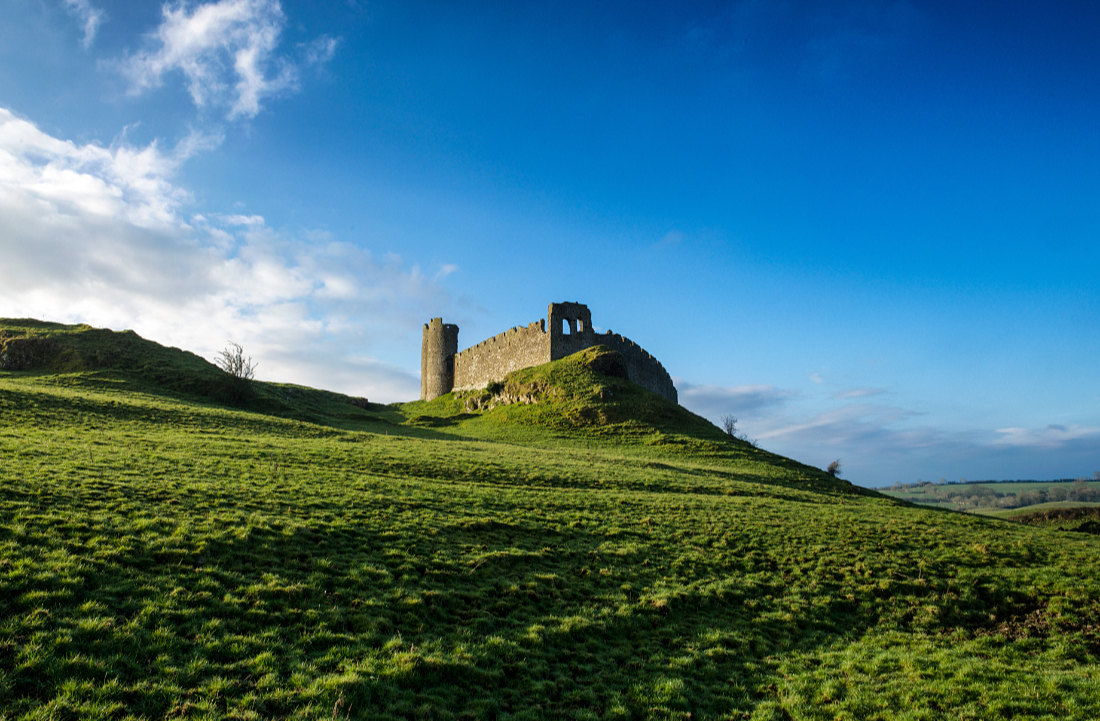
421, 302, 677, 403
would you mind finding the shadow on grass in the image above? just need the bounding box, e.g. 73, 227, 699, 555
0, 378, 474, 445
4, 507, 890, 720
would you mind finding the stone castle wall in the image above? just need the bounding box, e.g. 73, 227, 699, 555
421, 302, 677, 404
453, 320, 550, 392
574, 332, 678, 403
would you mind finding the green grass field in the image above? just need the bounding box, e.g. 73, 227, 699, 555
983, 502, 1100, 520
3, 321, 1100, 719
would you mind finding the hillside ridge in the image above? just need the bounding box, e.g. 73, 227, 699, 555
0, 318, 403, 427
1, 318, 859, 496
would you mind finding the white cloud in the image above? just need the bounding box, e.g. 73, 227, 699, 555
223, 213, 265, 226
64, 0, 105, 49
303, 35, 339, 67
676, 368, 1100, 486
678, 381, 792, 421
832, 387, 886, 400
433, 263, 460, 281
121, 0, 334, 119
993, 424, 1100, 450
0, 106, 447, 402
0, 107, 210, 230
754, 403, 920, 447
732, 399, 985, 484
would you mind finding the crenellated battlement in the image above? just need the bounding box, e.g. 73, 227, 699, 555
419, 302, 677, 403
463, 318, 547, 353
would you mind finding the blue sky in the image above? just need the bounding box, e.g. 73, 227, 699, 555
2, 0, 1098, 487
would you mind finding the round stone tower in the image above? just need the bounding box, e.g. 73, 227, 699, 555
420, 317, 459, 400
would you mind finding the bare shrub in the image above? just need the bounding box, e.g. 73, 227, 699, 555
720, 415, 738, 436
216, 342, 257, 380
827, 459, 841, 477
213, 342, 257, 406
718, 414, 760, 447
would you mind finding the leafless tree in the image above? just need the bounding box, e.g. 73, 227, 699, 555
216, 342, 257, 381
827, 459, 841, 478
720, 415, 738, 436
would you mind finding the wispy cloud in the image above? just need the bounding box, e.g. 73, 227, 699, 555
433, 263, 460, 281
302, 35, 339, 68
678, 381, 793, 421
0, 106, 447, 401
755, 403, 922, 447
64, 0, 105, 49
832, 387, 886, 400
121, 0, 336, 119
725, 397, 986, 482
678, 368, 1099, 485
993, 424, 1100, 450
222, 213, 265, 226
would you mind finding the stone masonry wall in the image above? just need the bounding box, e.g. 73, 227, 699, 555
421, 318, 458, 401
421, 302, 678, 404
453, 320, 550, 392
552, 329, 678, 403
591, 333, 678, 404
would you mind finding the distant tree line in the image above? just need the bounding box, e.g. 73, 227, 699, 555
888, 477, 1100, 511
892, 473, 1100, 489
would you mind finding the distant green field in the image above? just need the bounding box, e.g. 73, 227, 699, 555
881, 479, 1100, 516
3, 321, 1100, 719
984, 502, 1100, 520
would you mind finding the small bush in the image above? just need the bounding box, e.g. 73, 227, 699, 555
721, 415, 737, 436
215, 342, 257, 380
214, 342, 257, 406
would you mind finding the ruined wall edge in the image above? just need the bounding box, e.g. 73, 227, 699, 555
452, 320, 550, 392
552, 331, 677, 403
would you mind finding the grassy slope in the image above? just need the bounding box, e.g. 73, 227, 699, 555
996, 506, 1100, 535
985, 503, 1100, 521
2, 322, 1099, 720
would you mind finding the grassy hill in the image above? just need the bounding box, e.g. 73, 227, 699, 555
2, 320, 1099, 719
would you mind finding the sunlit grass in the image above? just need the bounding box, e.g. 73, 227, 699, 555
2, 323, 1099, 719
